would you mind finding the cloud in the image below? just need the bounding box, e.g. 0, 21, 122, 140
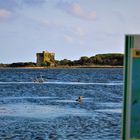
57, 2, 96, 20
71, 3, 96, 20
22, 0, 46, 7
39, 19, 64, 29
75, 27, 85, 36
64, 35, 73, 43
0, 0, 18, 11
0, 9, 11, 18
71, 3, 84, 17
0, 0, 46, 11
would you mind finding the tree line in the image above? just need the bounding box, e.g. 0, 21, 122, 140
0, 62, 36, 67
0, 53, 124, 67
56, 53, 124, 66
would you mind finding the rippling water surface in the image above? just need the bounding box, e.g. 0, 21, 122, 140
0, 68, 123, 140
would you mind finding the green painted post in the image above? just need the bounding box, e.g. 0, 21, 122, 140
122, 35, 140, 140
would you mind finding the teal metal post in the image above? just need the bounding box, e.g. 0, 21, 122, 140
122, 35, 140, 140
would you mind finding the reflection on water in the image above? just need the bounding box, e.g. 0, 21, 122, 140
0, 68, 123, 140
0, 81, 123, 85
96, 109, 122, 113
0, 103, 92, 118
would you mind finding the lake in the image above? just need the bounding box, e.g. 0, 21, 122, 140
0, 68, 123, 140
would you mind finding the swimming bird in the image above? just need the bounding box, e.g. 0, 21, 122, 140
39, 75, 44, 83
76, 96, 83, 102
33, 78, 38, 83
34, 75, 44, 83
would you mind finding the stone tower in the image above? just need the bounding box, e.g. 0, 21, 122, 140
36, 50, 55, 66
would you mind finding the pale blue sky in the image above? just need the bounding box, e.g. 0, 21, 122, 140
0, 0, 140, 63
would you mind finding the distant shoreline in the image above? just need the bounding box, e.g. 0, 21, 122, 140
0, 65, 124, 69
0, 53, 124, 68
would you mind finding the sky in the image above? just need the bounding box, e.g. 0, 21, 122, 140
0, 0, 140, 63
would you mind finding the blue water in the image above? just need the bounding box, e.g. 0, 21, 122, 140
0, 68, 123, 140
